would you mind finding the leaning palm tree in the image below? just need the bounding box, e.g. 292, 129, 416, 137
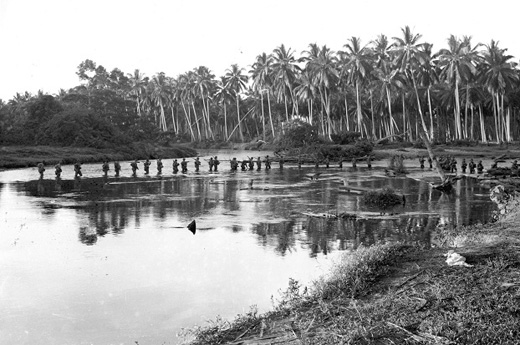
225, 64, 248, 142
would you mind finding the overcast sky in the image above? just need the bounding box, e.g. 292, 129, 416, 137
0, 0, 518, 101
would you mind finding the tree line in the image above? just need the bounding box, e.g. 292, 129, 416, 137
1, 26, 520, 147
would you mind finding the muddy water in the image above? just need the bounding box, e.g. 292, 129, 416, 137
0, 151, 496, 344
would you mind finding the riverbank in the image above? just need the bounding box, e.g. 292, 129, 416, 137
0, 143, 198, 170
3, 141, 518, 171
182, 188, 520, 344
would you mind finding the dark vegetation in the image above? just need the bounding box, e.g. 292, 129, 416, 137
363, 187, 404, 209
272, 119, 374, 161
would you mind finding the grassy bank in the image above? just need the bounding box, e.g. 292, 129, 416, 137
0, 143, 197, 170
182, 192, 520, 345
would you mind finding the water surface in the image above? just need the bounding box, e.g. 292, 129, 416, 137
0, 151, 496, 344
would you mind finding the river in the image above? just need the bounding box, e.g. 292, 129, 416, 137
0, 150, 496, 344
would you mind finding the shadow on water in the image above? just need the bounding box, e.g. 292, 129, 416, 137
20, 167, 496, 254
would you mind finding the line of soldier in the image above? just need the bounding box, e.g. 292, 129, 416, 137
417, 156, 518, 174
38, 154, 373, 179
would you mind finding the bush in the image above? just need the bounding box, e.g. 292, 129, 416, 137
274, 120, 321, 149
36, 106, 123, 148
331, 131, 362, 145
363, 187, 404, 209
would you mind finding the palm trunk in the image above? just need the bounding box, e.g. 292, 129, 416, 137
260, 92, 265, 140
386, 86, 394, 138
355, 82, 363, 137
479, 104, 487, 143
267, 92, 275, 138
427, 87, 434, 140
236, 95, 244, 142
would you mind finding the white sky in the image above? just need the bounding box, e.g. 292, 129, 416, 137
0, 0, 518, 101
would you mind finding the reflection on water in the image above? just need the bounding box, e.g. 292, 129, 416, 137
0, 158, 495, 344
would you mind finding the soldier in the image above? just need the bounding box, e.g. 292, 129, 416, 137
256, 157, 262, 170
469, 159, 476, 174
213, 156, 220, 172
209, 157, 214, 172
102, 161, 110, 176
54, 162, 62, 179
419, 156, 425, 169
156, 159, 163, 175
367, 155, 372, 169
265, 155, 271, 170
450, 158, 457, 173
279, 156, 284, 170
461, 159, 467, 173
230, 157, 239, 171
491, 160, 498, 169
324, 156, 329, 168
144, 159, 151, 174
338, 158, 343, 169
131, 160, 139, 176
297, 155, 302, 169
114, 161, 121, 177
428, 157, 433, 169
181, 158, 188, 173
74, 161, 83, 178
477, 160, 484, 174
37, 162, 45, 179
248, 157, 255, 170
172, 159, 179, 174
241, 159, 248, 171
194, 157, 201, 172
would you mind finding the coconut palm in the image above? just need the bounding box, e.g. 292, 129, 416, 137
437, 35, 479, 139
304, 44, 338, 138
250, 52, 275, 139
392, 26, 430, 138
225, 64, 248, 142
340, 37, 373, 137
128, 69, 147, 117
271, 44, 301, 121
479, 40, 518, 142
150, 72, 169, 131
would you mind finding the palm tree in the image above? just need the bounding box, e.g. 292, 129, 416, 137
304, 44, 338, 138
392, 26, 430, 139
225, 64, 248, 142
215, 76, 233, 141
128, 69, 147, 117
437, 35, 478, 139
193, 66, 216, 140
341, 37, 373, 137
150, 72, 169, 131
479, 40, 518, 142
250, 52, 275, 139
271, 44, 301, 121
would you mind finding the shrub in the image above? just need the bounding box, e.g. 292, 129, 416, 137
274, 119, 321, 149
331, 131, 362, 145
363, 187, 404, 209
